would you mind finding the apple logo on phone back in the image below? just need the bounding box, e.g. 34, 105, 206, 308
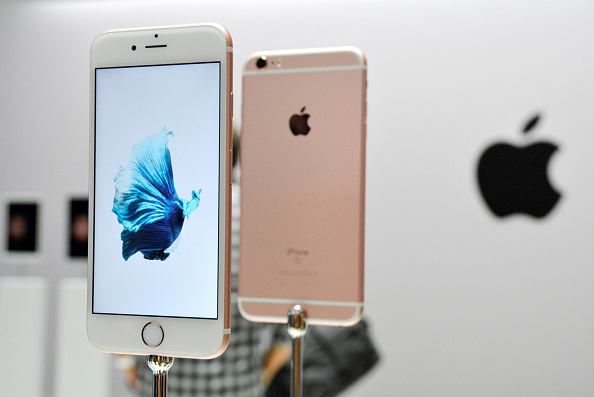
289, 107, 311, 136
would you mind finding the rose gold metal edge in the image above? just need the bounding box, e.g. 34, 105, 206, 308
359, 57, 367, 308
223, 47, 233, 330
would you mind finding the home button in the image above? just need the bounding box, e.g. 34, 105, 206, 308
141, 322, 164, 348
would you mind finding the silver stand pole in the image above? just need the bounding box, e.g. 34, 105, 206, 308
147, 355, 174, 397
287, 305, 307, 397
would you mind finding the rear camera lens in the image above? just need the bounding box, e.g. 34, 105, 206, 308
256, 57, 267, 69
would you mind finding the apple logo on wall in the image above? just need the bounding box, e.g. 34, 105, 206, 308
477, 113, 561, 218
289, 106, 311, 136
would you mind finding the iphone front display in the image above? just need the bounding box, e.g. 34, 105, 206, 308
88, 24, 232, 358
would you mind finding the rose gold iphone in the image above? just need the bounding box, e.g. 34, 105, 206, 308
239, 47, 367, 326
88, 23, 233, 358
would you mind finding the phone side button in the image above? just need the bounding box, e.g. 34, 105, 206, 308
141, 322, 164, 348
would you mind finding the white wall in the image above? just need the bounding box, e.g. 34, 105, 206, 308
1, 0, 594, 395
55, 278, 110, 397
0, 277, 47, 396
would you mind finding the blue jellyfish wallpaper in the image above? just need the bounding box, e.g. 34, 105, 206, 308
112, 127, 201, 261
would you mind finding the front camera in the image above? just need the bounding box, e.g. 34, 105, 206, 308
131, 45, 137, 51
256, 56, 267, 69
154, 34, 159, 38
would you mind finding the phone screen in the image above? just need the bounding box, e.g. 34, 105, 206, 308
92, 62, 221, 319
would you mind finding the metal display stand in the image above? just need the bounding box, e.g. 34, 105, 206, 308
287, 305, 308, 397
147, 355, 174, 397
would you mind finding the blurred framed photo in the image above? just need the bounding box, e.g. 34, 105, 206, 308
6, 201, 39, 254
69, 198, 88, 258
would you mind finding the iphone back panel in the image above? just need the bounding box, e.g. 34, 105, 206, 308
87, 24, 233, 358
239, 47, 367, 325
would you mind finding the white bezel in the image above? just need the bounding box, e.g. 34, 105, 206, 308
87, 24, 232, 358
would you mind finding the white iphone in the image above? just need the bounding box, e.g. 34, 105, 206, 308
87, 24, 233, 358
